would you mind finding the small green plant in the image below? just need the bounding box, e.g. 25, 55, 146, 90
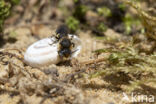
73, 0, 78, 3
11, 0, 20, 5
118, 3, 126, 11
123, 13, 141, 35
88, 0, 156, 93
125, 0, 156, 40
0, 0, 11, 33
97, 7, 112, 17
97, 23, 107, 32
90, 45, 156, 92
65, 16, 80, 32
0, 0, 20, 33
73, 4, 88, 21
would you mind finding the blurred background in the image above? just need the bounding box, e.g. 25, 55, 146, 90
0, 0, 155, 35
0, 0, 156, 52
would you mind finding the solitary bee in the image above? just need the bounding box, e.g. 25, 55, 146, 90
24, 25, 81, 67
50, 25, 69, 45
58, 38, 73, 58
54, 25, 76, 59
55, 25, 68, 40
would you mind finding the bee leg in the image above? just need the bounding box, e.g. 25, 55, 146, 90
49, 35, 59, 45
49, 39, 58, 45
71, 49, 78, 54
68, 34, 74, 40
71, 42, 75, 48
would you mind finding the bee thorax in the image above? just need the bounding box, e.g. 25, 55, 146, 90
60, 38, 72, 48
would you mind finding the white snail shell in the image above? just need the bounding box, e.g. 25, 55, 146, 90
24, 34, 81, 67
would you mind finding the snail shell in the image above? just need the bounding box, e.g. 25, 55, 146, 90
24, 34, 81, 67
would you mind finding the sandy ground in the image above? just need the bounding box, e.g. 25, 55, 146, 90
0, 25, 134, 104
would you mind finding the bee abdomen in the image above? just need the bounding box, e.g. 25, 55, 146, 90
58, 48, 71, 58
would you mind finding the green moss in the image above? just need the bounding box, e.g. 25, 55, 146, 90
118, 3, 126, 11
65, 16, 80, 32
8, 31, 17, 39
90, 46, 156, 92
0, 0, 20, 33
11, 0, 20, 5
73, 0, 78, 3
94, 36, 106, 40
73, 5, 88, 21
97, 23, 107, 32
97, 7, 112, 17
93, 49, 106, 54
125, 0, 156, 39
123, 13, 141, 35
0, 0, 11, 33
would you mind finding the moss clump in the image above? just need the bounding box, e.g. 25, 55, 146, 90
125, 0, 156, 40
123, 13, 141, 35
90, 46, 156, 92
65, 16, 80, 32
97, 7, 112, 17
0, 0, 20, 33
73, 0, 78, 3
97, 23, 107, 33
73, 4, 88, 22
0, 0, 11, 33
118, 3, 126, 11
10, 0, 20, 5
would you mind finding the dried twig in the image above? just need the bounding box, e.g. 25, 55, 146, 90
80, 57, 107, 65
0, 49, 24, 61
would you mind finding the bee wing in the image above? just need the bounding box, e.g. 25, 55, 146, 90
24, 37, 60, 67
68, 34, 82, 58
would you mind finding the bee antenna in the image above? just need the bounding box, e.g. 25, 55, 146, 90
56, 25, 68, 35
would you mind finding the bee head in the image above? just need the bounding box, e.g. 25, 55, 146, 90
56, 25, 68, 39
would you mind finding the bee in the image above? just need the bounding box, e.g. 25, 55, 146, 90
52, 25, 76, 59
55, 25, 75, 59
24, 25, 81, 67
55, 25, 68, 40
49, 25, 69, 45
58, 38, 73, 58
